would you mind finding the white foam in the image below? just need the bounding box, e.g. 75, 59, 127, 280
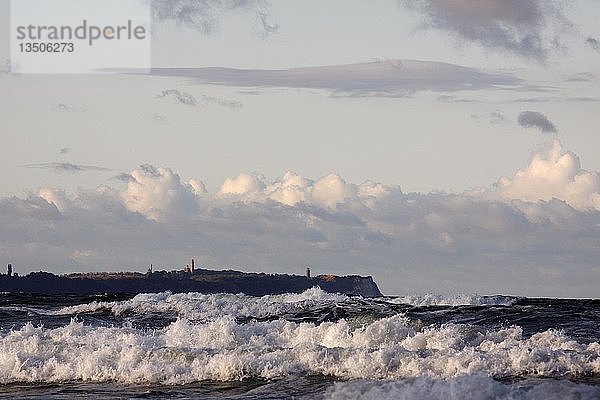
53, 287, 349, 321
388, 294, 517, 307
0, 306, 47, 315
52, 290, 517, 321
323, 376, 600, 400
0, 314, 598, 384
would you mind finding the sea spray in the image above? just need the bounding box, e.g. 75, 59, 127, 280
0, 288, 599, 399
0, 314, 599, 384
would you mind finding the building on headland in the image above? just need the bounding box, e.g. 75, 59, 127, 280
182, 258, 197, 273
145, 259, 195, 274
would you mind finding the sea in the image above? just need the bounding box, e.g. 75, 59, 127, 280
0, 288, 599, 399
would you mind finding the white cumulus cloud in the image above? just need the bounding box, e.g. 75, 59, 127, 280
265, 171, 312, 206
218, 173, 266, 198
38, 188, 70, 213
485, 140, 600, 210
217, 171, 392, 209
121, 164, 204, 221
311, 174, 358, 209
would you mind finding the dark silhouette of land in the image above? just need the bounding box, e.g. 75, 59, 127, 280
0, 267, 383, 297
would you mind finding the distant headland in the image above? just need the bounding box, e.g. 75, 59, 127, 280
0, 261, 383, 297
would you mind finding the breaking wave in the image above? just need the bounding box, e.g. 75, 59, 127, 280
1, 286, 599, 400
53, 287, 349, 321
323, 376, 600, 400
389, 293, 517, 307
1, 313, 599, 384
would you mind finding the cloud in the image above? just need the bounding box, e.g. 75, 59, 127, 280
56, 103, 85, 113
151, 0, 276, 35
399, 0, 570, 62
437, 95, 477, 103
25, 162, 110, 173
157, 89, 198, 106
586, 37, 600, 53
518, 111, 558, 133
201, 94, 243, 108
311, 174, 359, 209
5, 143, 600, 296
38, 188, 70, 213
567, 97, 599, 103
256, 8, 279, 36
513, 96, 598, 103
265, 171, 313, 206
156, 89, 242, 108
472, 110, 506, 125
564, 72, 594, 82
112, 173, 136, 183
121, 164, 205, 221
512, 97, 551, 103
216, 171, 392, 209
150, 59, 524, 97
488, 111, 506, 124
0, 59, 21, 76
484, 140, 600, 210
218, 173, 267, 198
187, 179, 208, 197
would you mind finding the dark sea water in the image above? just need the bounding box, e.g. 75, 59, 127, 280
0, 289, 599, 399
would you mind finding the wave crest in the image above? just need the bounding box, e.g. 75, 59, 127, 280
53, 287, 349, 321
389, 294, 517, 307
0, 314, 598, 384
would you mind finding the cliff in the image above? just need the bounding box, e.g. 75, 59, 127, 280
0, 269, 383, 297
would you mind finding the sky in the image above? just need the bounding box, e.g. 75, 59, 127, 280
1, 0, 600, 297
